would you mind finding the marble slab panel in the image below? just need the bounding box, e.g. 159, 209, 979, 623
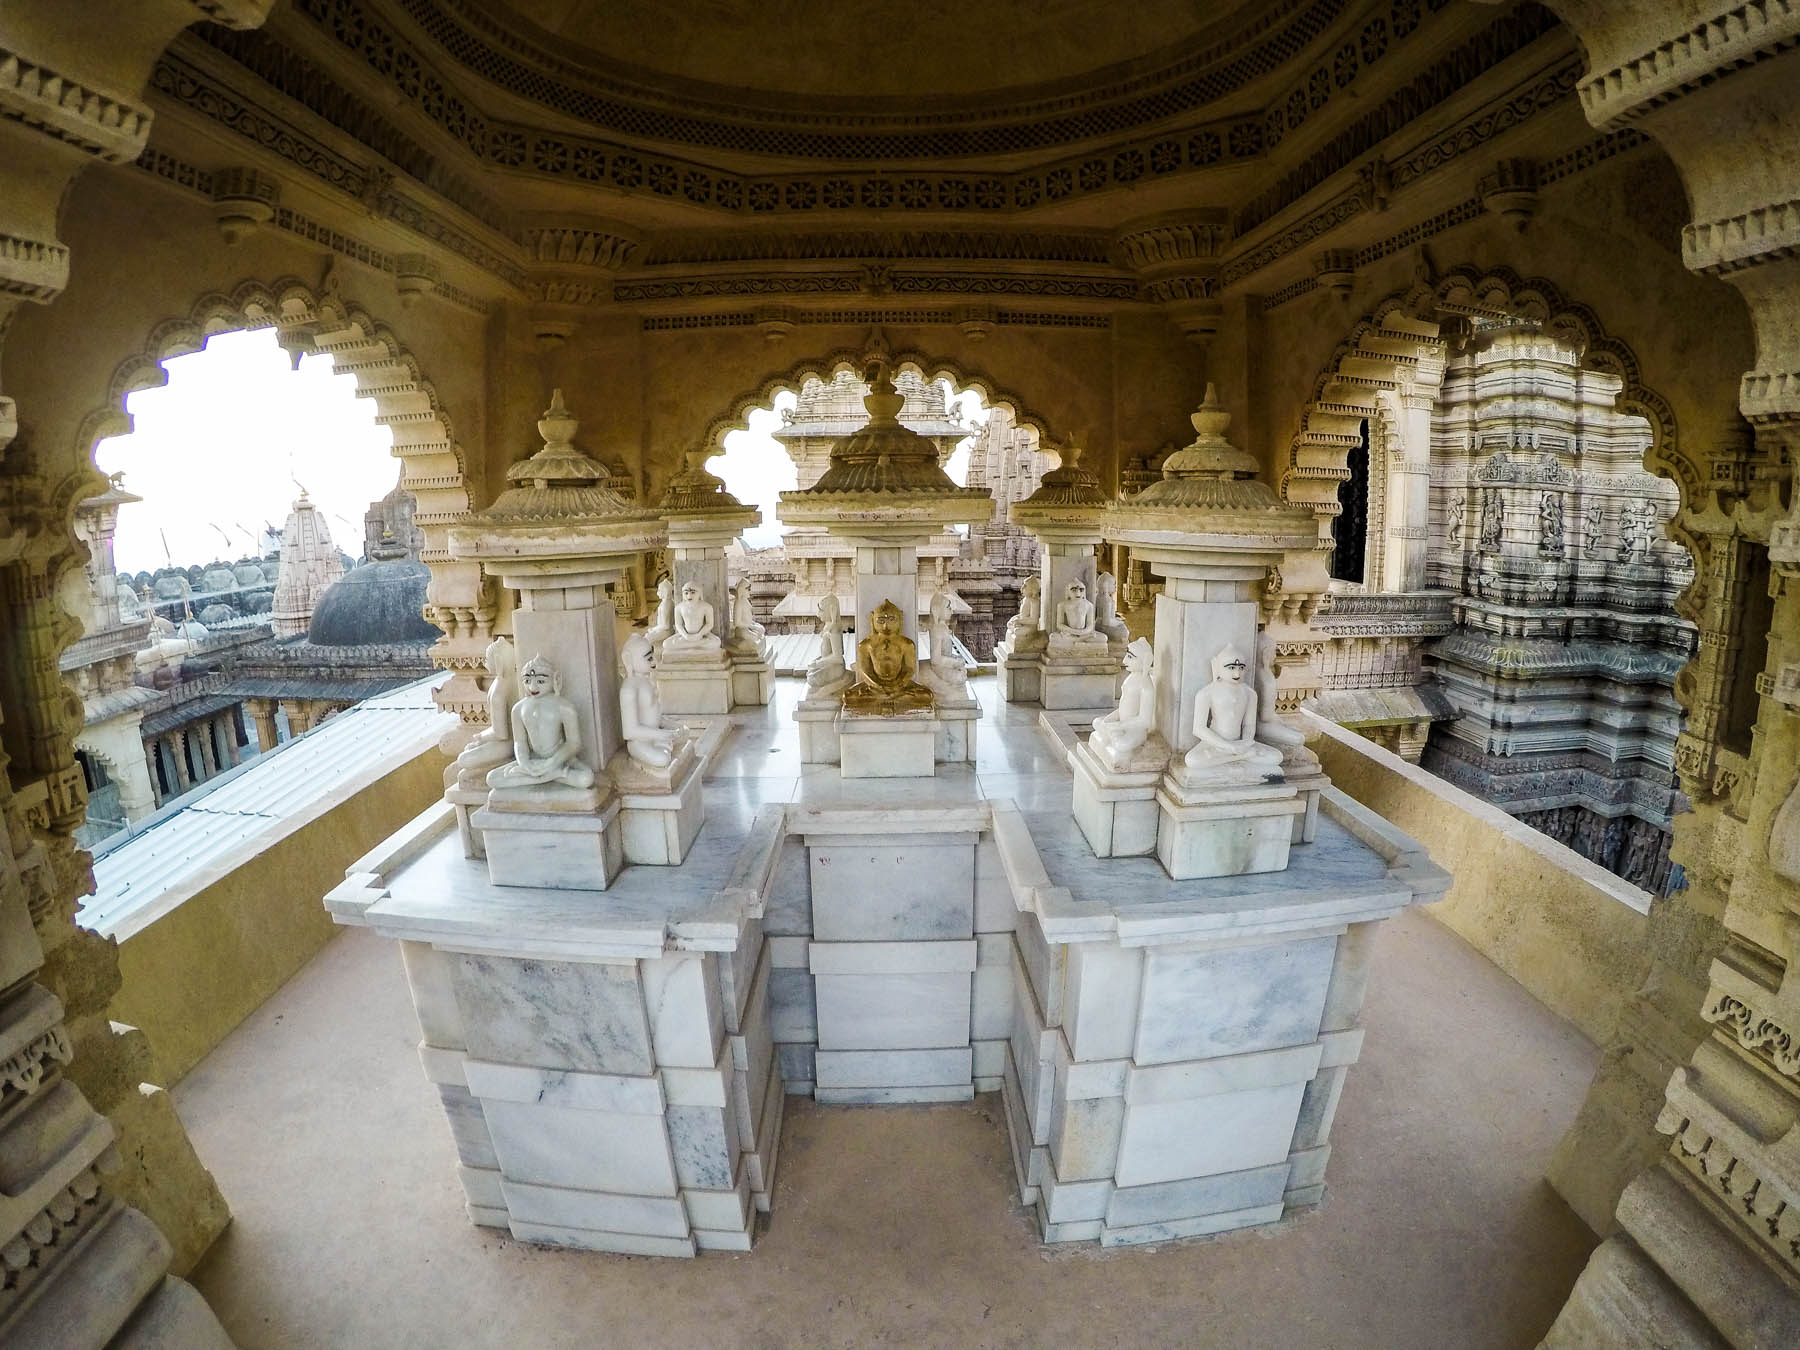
666, 1104, 738, 1191
618, 764, 706, 867
839, 719, 936, 778
1039, 667, 1120, 712
1098, 1202, 1284, 1248
761, 839, 814, 937
1291, 1065, 1348, 1152
1134, 937, 1335, 1065
767, 968, 817, 1043
640, 953, 723, 1070
972, 964, 1014, 1041
453, 955, 653, 1076
682, 1163, 752, 1234
509, 1222, 695, 1258
1061, 941, 1144, 1064
402, 940, 466, 1049
816, 1084, 975, 1104
1009, 952, 1057, 1144
1104, 1161, 1290, 1229
1072, 775, 1161, 860
1113, 1080, 1309, 1188
972, 1038, 1006, 1079
656, 666, 733, 716
457, 1164, 504, 1210
1039, 1172, 1113, 1224
477, 807, 624, 892
813, 971, 973, 1050
482, 1100, 679, 1196
807, 940, 978, 975
1014, 911, 1065, 1028
500, 1180, 689, 1238
435, 1083, 497, 1169
974, 839, 1018, 934
1154, 793, 1301, 881
809, 841, 975, 941
776, 1042, 815, 1088
464, 1060, 663, 1114
1000, 1051, 1044, 1204
814, 1047, 972, 1088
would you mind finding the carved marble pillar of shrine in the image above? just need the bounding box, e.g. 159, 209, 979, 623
1382, 364, 1443, 592
1540, 3, 1800, 1343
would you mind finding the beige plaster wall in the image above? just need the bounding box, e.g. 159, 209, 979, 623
1304, 712, 1650, 1047
108, 743, 448, 1085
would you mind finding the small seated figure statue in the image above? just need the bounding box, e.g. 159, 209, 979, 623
644, 576, 675, 648
1182, 642, 1284, 783
453, 635, 518, 788
1002, 576, 1044, 651
919, 588, 969, 698
841, 598, 935, 715
1094, 571, 1129, 644
804, 592, 852, 697
486, 654, 597, 791
661, 582, 721, 658
618, 633, 687, 770
1253, 631, 1307, 755
1049, 578, 1108, 652
1089, 637, 1162, 771
729, 576, 766, 655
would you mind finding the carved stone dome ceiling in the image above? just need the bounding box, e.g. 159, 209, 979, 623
390, 0, 1349, 160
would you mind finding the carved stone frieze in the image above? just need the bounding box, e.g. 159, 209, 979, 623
0, 46, 154, 163
1576, 1, 1800, 127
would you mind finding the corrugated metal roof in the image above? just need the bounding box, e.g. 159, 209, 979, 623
82, 674, 453, 941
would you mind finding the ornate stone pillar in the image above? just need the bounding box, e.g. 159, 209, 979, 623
246, 698, 280, 753
1540, 3, 1800, 1342
166, 734, 191, 793
1382, 368, 1442, 592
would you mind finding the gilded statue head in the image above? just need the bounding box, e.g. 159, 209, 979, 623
870, 598, 904, 634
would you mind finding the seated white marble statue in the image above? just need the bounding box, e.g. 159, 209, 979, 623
1048, 579, 1108, 653
1094, 571, 1128, 642
1181, 643, 1284, 783
919, 588, 969, 697
661, 582, 722, 658
1002, 576, 1045, 651
729, 577, 766, 654
644, 576, 675, 647
618, 633, 688, 770
1253, 631, 1307, 753
804, 593, 852, 697
1089, 637, 1163, 771
486, 654, 597, 791
453, 635, 518, 787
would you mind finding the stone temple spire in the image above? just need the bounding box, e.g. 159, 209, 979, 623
271, 489, 345, 637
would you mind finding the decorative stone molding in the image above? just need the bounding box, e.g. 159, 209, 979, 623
0, 46, 154, 163
1576, 1, 1800, 127
519, 221, 640, 270
209, 165, 278, 243
393, 253, 441, 308
0, 232, 70, 304
1478, 158, 1539, 230
1681, 197, 1800, 276
1311, 249, 1357, 299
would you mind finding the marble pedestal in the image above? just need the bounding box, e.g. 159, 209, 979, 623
1154, 773, 1302, 880
611, 750, 705, 866
795, 694, 842, 765
472, 793, 624, 891
995, 641, 1045, 703
1070, 739, 1167, 858
933, 694, 979, 764
1037, 645, 1121, 711
656, 654, 733, 715
839, 712, 935, 778
729, 655, 773, 707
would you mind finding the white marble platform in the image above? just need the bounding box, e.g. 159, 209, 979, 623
329, 677, 1446, 1255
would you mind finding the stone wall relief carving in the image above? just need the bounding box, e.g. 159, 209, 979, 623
1539, 491, 1565, 557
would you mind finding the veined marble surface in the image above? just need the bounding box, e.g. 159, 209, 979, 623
337, 679, 1440, 957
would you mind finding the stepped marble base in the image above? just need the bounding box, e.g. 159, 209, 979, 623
656, 658, 733, 715
730, 657, 773, 707
1155, 773, 1302, 880
933, 695, 979, 764
472, 796, 624, 890
1037, 649, 1121, 711
611, 750, 705, 867
839, 712, 935, 778
995, 641, 1044, 703
1071, 739, 1167, 858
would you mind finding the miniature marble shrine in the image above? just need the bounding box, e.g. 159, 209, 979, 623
327, 376, 1448, 1255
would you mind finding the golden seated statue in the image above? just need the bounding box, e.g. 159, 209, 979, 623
841, 599, 935, 715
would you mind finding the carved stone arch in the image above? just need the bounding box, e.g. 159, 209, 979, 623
66, 277, 494, 727
1284, 266, 1708, 587
698, 341, 1064, 472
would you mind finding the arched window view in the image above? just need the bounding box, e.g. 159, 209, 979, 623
2, 3, 1796, 1347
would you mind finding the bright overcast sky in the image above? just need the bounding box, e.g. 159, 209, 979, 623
95, 327, 398, 577
96, 334, 989, 568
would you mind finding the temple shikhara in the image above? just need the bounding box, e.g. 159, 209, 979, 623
2, 0, 1797, 1345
